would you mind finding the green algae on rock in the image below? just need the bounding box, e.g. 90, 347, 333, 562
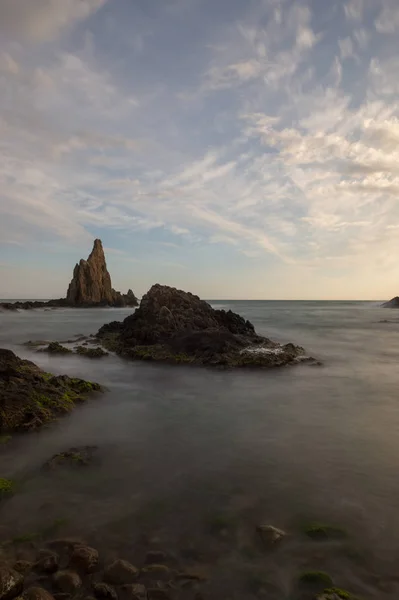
75, 346, 108, 358
303, 522, 348, 540
97, 284, 319, 369
0, 349, 102, 432
38, 342, 72, 355
317, 589, 359, 600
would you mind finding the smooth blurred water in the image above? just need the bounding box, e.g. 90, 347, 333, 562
1, 301, 399, 599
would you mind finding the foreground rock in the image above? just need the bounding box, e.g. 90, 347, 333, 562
66, 239, 138, 308
0, 349, 102, 432
0, 240, 138, 311
97, 284, 317, 368
0, 566, 23, 600
381, 296, 399, 308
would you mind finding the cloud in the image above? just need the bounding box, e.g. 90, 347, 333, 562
339, 37, 355, 60
0, 0, 107, 42
375, 3, 399, 33
344, 0, 364, 21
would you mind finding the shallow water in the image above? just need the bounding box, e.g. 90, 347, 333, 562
1, 301, 399, 598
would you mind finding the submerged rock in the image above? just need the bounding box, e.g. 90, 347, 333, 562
256, 525, 286, 545
44, 447, 98, 470
69, 545, 99, 573
0, 349, 102, 432
103, 560, 139, 585
92, 583, 117, 600
34, 551, 59, 574
53, 570, 81, 593
97, 284, 316, 369
120, 584, 146, 600
19, 588, 55, 600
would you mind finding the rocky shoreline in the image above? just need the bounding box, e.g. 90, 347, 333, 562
0, 538, 207, 600
0, 517, 364, 600
0, 349, 102, 433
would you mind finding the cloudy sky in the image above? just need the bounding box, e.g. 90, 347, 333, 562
1, 0, 399, 299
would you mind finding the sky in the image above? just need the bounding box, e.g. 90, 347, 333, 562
0, 0, 399, 300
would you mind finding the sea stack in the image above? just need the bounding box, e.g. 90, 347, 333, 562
66, 239, 138, 307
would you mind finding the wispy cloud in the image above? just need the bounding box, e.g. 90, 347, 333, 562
1, 0, 399, 298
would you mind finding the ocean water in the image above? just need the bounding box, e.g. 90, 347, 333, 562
1, 301, 399, 599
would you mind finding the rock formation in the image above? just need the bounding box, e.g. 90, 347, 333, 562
0, 349, 102, 432
97, 284, 317, 368
0, 239, 138, 311
66, 240, 138, 307
381, 296, 399, 308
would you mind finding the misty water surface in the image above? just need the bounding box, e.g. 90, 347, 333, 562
1, 301, 399, 598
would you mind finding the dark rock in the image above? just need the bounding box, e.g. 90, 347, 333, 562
0, 566, 23, 600
0, 349, 102, 432
69, 545, 99, 573
144, 552, 167, 565
39, 343, 72, 355
46, 539, 86, 554
92, 583, 117, 600
0, 300, 68, 312
13, 561, 32, 574
34, 551, 59, 574
124, 289, 139, 307
139, 565, 171, 584
97, 284, 314, 369
66, 240, 137, 308
20, 588, 55, 600
103, 559, 139, 584
53, 571, 81, 594
256, 524, 286, 545
146, 591, 171, 600
120, 284, 255, 347
382, 296, 399, 308
120, 584, 146, 600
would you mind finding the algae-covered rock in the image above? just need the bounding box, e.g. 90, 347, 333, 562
0, 349, 102, 432
39, 343, 72, 355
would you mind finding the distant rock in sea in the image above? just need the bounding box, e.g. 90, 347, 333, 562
0, 239, 138, 311
97, 283, 319, 368
381, 296, 399, 308
66, 239, 138, 308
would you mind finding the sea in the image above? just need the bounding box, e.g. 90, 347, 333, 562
1, 300, 399, 599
